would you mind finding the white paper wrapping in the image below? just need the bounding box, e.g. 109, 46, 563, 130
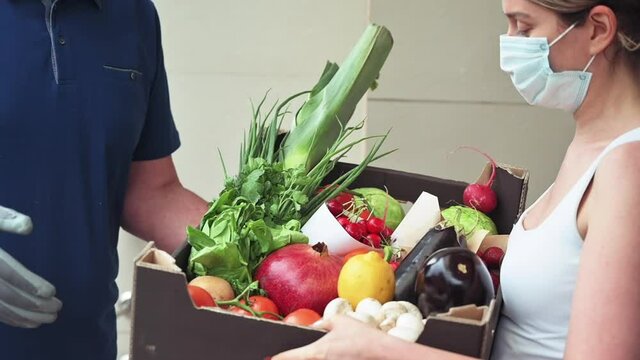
302, 203, 374, 256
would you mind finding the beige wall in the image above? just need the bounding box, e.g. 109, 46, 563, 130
366, 0, 574, 199
116, 1, 577, 357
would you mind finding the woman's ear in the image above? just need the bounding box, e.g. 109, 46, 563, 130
586, 5, 618, 55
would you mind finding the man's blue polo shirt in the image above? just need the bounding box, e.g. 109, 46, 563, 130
0, 0, 180, 358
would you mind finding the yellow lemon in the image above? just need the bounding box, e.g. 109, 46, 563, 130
338, 251, 395, 308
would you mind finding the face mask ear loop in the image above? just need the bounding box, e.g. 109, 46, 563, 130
583, 54, 597, 72
549, 22, 578, 47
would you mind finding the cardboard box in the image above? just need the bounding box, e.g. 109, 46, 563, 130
129, 163, 528, 360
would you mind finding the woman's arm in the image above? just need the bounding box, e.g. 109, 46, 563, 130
564, 144, 640, 360
272, 316, 476, 360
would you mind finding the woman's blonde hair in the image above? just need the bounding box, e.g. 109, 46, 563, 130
530, 0, 640, 73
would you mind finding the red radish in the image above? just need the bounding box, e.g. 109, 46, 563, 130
365, 233, 382, 248
381, 226, 393, 239
326, 199, 343, 216
255, 243, 343, 315
344, 223, 365, 240
490, 270, 501, 294
356, 221, 369, 239
390, 261, 400, 271
481, 247, 505, 269
334, 192, 354, 206
366, 217, 386, 234
337, 216, 350, 227
455, 146, 498, 214
359, 209, 372, 220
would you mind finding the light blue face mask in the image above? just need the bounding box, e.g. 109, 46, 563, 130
500, 23, 596, 113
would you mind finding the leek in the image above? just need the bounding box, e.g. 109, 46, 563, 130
283, 24, 394, 171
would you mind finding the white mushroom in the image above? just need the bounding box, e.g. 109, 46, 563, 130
380, 301, 406, 314
355, 298, 383, 324
378, 316, 397, 332
380, 303, 406, 325
397, 301, 423, 321
323, 298, 353, 321
395, 313, 424, 334
388, 326, 422, 342
347, 311, 378, 327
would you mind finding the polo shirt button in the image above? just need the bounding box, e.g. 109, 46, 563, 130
130, 72, 137, 80
58, 36, 66, 46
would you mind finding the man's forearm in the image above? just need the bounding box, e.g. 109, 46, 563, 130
122, 182, 208, 253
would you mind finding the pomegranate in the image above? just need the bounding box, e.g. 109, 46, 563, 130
255, 243, 343, 315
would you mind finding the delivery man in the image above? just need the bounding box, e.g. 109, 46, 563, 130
0, 0, 207, 359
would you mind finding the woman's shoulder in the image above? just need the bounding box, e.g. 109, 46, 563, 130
591, 141, 640, 206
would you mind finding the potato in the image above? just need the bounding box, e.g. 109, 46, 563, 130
188, 276, 235, 301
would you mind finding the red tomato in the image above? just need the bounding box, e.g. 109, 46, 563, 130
187, 285, 216, 308
230, 296, 281, 320
229, 305, 252, 317
283, 309, 322, 326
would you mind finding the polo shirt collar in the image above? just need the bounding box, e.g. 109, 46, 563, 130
34, 0, 104, 10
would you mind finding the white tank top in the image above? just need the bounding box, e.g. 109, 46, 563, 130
491, 127, 640, 360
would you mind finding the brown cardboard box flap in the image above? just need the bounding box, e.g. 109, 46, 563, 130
136, 243, 182, 273
434, 302, 492, 325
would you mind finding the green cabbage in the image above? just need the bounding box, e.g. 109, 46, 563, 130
353, 187, 405, 229
441, 205, 498, 237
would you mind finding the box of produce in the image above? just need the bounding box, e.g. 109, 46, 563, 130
129, 161, 527, 360
129, 24, 529, 359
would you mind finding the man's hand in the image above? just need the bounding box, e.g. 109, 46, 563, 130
0, 205, 62, 328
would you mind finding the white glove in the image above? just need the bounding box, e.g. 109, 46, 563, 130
0, 205, 62, 328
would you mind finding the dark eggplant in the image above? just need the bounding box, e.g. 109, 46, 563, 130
394, 225, 460, 303
415, 247, 494, 318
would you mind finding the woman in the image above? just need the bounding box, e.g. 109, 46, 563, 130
274, 0, 640, 359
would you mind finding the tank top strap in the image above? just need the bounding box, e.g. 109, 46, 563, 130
570, 127, 640, 206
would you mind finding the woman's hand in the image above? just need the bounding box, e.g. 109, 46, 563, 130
272, 315, 392, 360
271, 315, 475, 360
